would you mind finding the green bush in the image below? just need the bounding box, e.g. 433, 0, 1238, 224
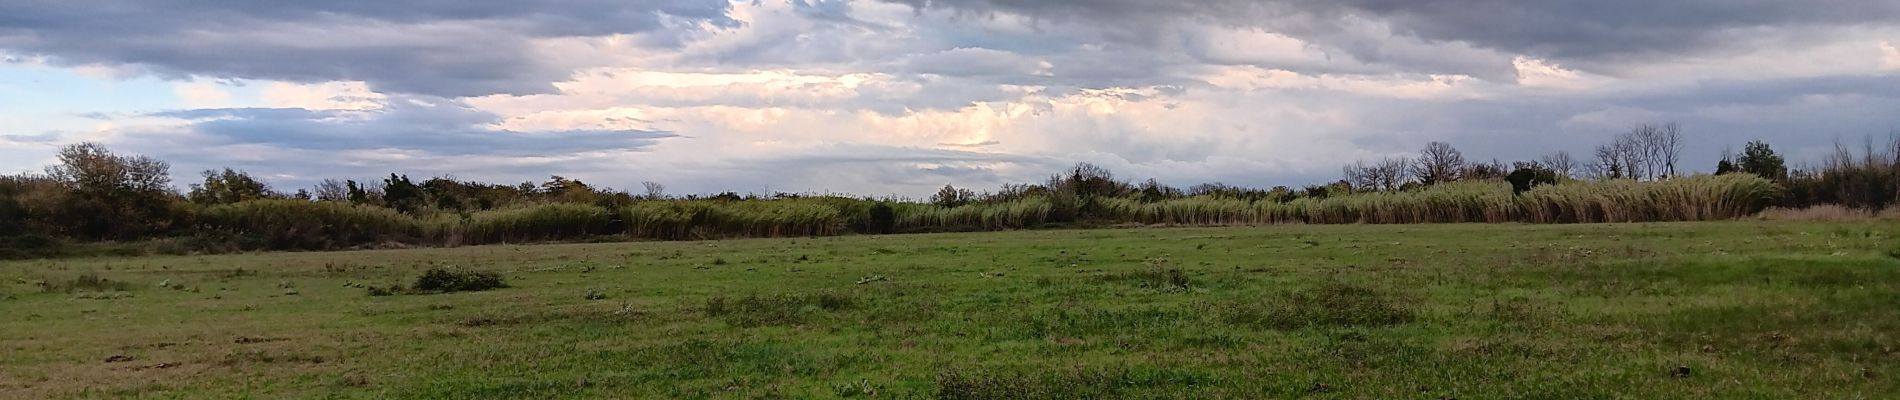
412, 268, 507, 293
198, 199, 421, 250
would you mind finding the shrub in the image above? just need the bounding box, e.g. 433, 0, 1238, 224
0, 233, 63, 260
199, 199, 421, 250
40, 273, 131, 293
411, 268, 507, 293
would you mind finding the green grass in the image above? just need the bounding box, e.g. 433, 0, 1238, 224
2, 221, 1897, 398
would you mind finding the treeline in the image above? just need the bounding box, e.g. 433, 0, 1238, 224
2, 125, 1894, 259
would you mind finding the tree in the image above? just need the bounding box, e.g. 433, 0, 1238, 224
1137, 178, 1181, 202
43, 143, 180, 239
1539, 151, 1577, 179
931, 184, 976, 208
537, 175, 597, 204
383, 174, 426, 214
1588, 142, 1622, 180
1343, 161, 1376, 191
1736, 140, 1787, 181
1460, 159, 1509, 180
314, 179, 350, 202
188, 168, 276, 205
1506, 166, 1558, 195
1368, 158, 1411, 191
1055, 162, 1125, 199
1628, 123, 1683, 179
1410, 142, 1465, 185
641, 181, 666, 200
344, 179, 380, 205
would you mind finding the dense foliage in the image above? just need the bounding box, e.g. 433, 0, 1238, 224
1, 134, 1894, 258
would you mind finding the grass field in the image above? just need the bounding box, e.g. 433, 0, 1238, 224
3, 222, 1898, 399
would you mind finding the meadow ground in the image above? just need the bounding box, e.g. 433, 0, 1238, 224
2, 222, 1897, 399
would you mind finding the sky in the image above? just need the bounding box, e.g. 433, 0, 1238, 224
2, 0, 1898, 197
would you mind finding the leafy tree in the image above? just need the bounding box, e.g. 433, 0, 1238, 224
383, 174, 426, 214
931, 184, 975, 208
43, 143, 180, 239
1506, 166, 1559, 195
1136, 178, 1181, 202
345, 179, 377, 205
188, 168, 276, 205
1737, 140, 1787, 181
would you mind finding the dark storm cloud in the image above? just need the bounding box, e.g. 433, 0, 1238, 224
884, 0, 1900, 72
0, 0, 736, 96
147, 97, 675, 156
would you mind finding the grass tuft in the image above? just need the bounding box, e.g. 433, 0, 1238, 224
1225, 282, 1414, 330
39, 273, 131, 293
704, 292, 856, 327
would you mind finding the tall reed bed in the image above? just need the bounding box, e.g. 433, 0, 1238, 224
199, 199, 421, 249
894, 197, 1052, 231
459, 203, 612, 244
623, 199, 844, 239
1088, 175, 1778, 225
193, 175, 1782, 250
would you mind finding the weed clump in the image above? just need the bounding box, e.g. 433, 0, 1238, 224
411, 268, 507, 294
704, 291, 855, 327
935, 367, 1205, 400
1103, 258, 1190, 292
936, 369, 1121, 400
1226, 282, 1413, 330
39, 273, 131, 293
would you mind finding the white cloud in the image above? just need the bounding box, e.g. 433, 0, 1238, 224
173, 80, 234, 108
1881, 41, 1900, 71
261, 81, 384, 111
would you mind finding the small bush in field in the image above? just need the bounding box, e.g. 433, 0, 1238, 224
411, 268, 507, 293
365, 285, 404, 297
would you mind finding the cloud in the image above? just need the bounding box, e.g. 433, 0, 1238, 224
1883, 41, 1900, 71
145, 96, 676, 157
880, 0, 1900, 77
5, 0, 1900, 197
0, 0, 738, 96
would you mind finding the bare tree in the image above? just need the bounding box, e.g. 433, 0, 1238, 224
1613, 134, 1645, 180
1343, 161, 1376, 191
1610, 123, 1685, 180
1539, 151, 1577, 178
313, 179, 350, 202
641, 181, 666, 200
1588, 144, 1619, 180
1370, 157, 1412, 191
1657, 123, 1682, 178
1410, 142, 1466, 185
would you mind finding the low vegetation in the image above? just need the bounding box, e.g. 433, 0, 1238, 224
3, 222, 1895, 398
3, 131, 1895, 259
410, 268, 508, 294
